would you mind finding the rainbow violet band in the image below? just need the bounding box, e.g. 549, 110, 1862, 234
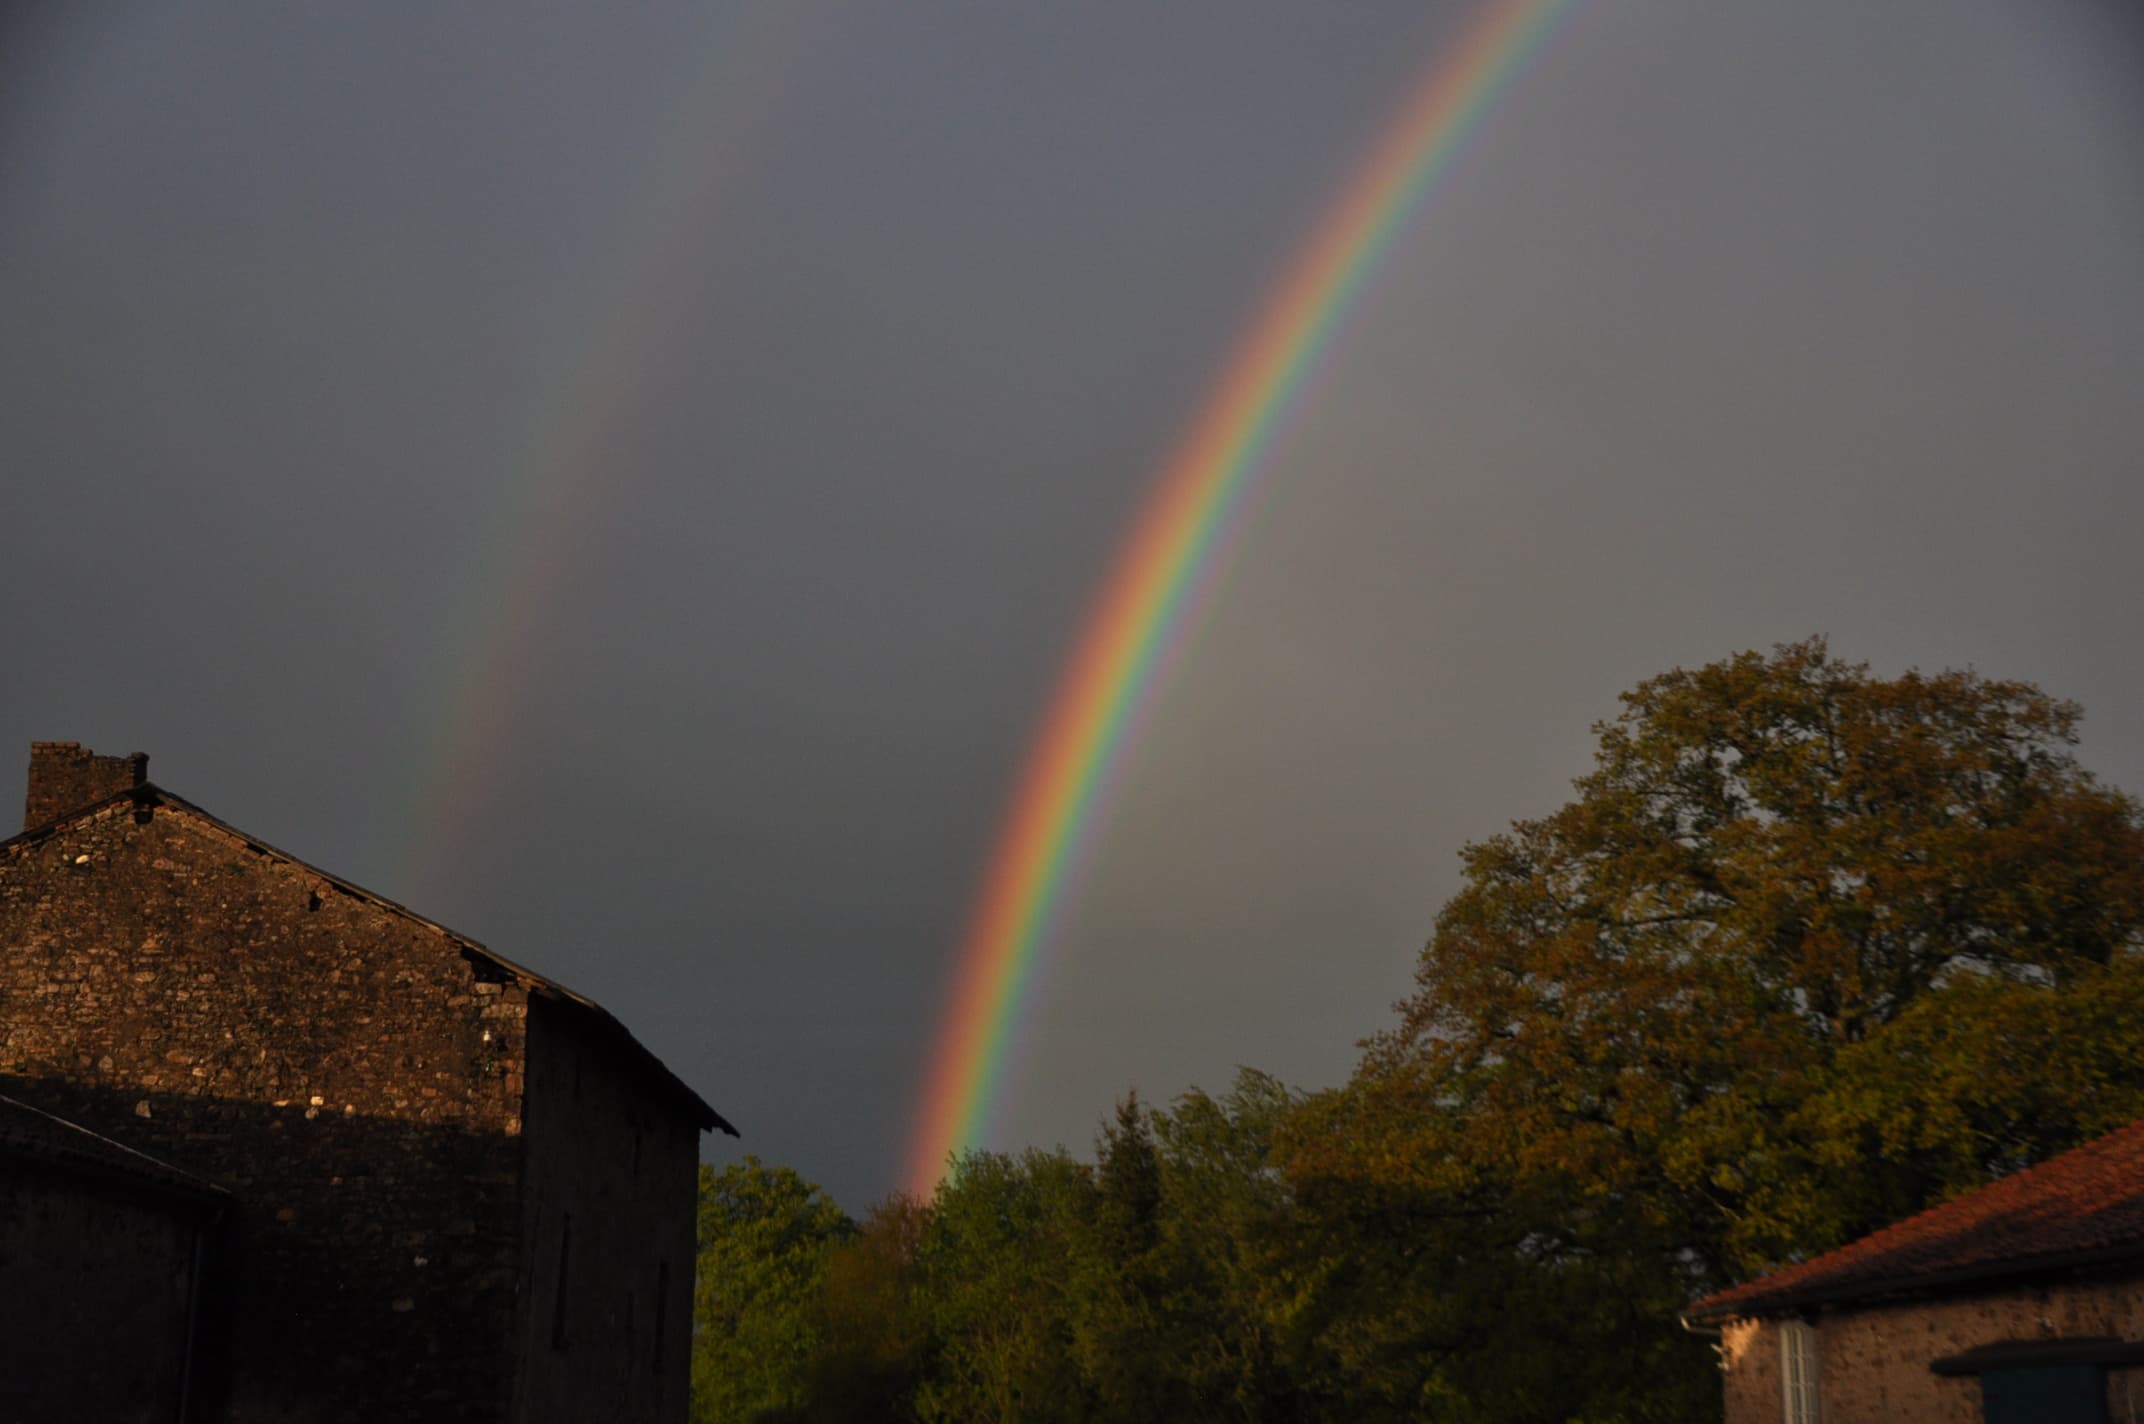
903, 0, 1577, 1198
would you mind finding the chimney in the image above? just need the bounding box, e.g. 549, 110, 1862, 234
24, 742, 149, 831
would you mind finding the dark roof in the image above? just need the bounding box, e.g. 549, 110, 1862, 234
1686, 1118, 2144, 1322
5, 784, 736, 1137
0, 1093, 227, 1205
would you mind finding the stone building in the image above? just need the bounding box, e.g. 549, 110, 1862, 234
0, 1091, 228, 1423
0, 742, 736, 1424
1684, 1118, 2144, 1424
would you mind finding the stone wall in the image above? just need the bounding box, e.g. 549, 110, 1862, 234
1720, 1275, 2144, 1423
0, 795, 529, 1423
0, 1164, 214, 1424
22, 742, 147, 831
513, 994, 698, 1424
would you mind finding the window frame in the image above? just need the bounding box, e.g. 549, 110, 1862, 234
1780, 1319, 1820, 1424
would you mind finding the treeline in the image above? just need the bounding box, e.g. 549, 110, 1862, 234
693, 640, 2144, 1423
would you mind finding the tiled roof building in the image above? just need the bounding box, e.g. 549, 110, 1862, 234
1687, 1119, 2144, 1424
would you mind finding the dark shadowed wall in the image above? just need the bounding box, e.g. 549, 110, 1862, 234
514, 996, 698, 1424
0, 1163, 214, 1424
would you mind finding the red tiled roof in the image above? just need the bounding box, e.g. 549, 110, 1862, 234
1687, 1118, 2144, 1321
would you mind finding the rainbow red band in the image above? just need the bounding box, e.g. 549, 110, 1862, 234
904, 0, 1576, 1197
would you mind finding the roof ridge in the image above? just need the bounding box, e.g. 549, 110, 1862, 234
6, 783, 495, 951
2, 784, 734, 1136
1831, 1117, 2144, 1251
1689, 1114, 2144, 1320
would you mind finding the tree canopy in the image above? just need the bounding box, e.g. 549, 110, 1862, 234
695, 641, 2144, 1422
1285, 638, 2144, 1416
692, 1157, 856, 1423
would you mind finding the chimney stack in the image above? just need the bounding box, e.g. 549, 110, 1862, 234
24, 742, 149, 831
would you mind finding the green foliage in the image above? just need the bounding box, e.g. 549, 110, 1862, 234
913, 1147, 1096, 1424
692, 1156, 856, 1424
693, 643, 2144, 1423
901, 1079, 1323, 1424
1141, 1074, 1314, 1422
1286, 638, 2144, 1420
1053, 1090, 1225, 1422
1794, 955, 2144, 1238
803, 1195, 932, 1422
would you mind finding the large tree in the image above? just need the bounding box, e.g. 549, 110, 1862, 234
1286, 639, 2144, 1419
692, 1158, 857, 1424
911, 1147, 1098, 1424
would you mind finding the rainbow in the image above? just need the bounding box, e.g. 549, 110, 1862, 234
904, 0, 1576, 1196
374, 7, 830, 902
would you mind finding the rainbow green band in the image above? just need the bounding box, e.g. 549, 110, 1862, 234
905, 0, 1576, 1196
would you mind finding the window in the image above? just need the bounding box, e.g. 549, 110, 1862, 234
1780, 1320, 1819, 1424
653, 1261, 669, 1375
1981, 1365, 2106, 1424
551, 1213, 573, 1351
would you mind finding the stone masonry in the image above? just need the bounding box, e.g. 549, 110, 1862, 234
0, 743, 733, 1424
1720, 1282, 2144, 1423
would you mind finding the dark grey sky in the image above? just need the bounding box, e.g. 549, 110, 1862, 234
4, 2, 2140, 1209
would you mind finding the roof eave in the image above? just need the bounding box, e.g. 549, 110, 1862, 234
476, 945, 737, 1136
1685, 1240, 2144, 1325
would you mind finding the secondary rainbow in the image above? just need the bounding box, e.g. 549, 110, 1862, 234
373, 6, 830, 902
904, 0, 1576, 1196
